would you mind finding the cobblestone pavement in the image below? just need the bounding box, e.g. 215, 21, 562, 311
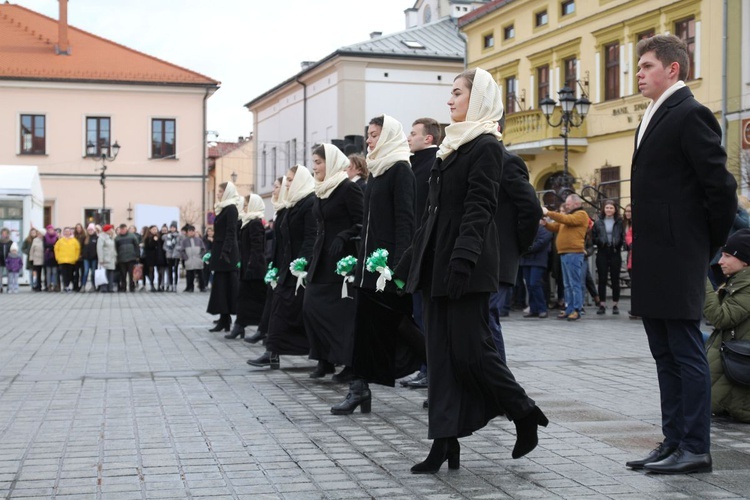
1, 289, 749, 499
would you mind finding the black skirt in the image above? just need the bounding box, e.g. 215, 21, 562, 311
351, 288, 425, 387
266, 284, 310, 356
236, 279, 267, 326
423, 292, 535, 439
303, 282, 356, 366
207, 271, 239, 315
258, 286, 273, 334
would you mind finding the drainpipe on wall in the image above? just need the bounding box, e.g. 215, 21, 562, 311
202, 87, 209, 234
295, 77, 308, 167
721, 0, 728, 149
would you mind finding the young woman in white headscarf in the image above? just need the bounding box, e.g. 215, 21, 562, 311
247, 166, 315, 369
394, 68, 548, 474
245, 177, 285, 345
303, 144, 364, 380
225, 194, 268, 340
330, 115, 425, 414
207, 181, 242, 332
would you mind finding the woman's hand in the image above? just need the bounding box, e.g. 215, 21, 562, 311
445, 258, 472, 300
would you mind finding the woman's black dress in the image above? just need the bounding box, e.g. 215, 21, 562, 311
207, 204, 239, 315
236, 218, 267, 327
303, 180, 363, 366
266, 195, 315, 355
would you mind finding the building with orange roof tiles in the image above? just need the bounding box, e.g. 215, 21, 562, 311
0, 1, 219, 235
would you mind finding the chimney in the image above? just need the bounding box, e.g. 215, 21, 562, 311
370, 31, 383, 39
55, 0, 71, 55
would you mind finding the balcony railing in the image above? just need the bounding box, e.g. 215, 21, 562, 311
504, 108, 588, 147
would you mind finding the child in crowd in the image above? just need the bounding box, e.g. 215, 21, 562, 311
5, 243, 23, 293
179, 225, 206, 292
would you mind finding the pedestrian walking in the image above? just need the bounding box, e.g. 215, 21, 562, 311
248, 165, 315, 368
303, 144, 363, 380
394, 68, 547, 473
626, 34, 737, 475
330, 114, 424, 415
207, 182, 241, 332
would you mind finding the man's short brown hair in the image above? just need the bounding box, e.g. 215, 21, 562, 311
412, 117, 442, 145
636, 34, 689, 81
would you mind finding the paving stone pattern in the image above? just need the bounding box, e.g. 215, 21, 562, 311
0, 291, 749, 499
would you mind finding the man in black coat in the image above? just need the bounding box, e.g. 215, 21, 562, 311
489, 118, 543, 362
626, 35, 737, 475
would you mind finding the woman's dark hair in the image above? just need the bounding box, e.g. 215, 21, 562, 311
369, 115, 384, 127
219, 182, 228, 191
289, 165, 299, 174
599, 199, 621, 220
454, 68, 477, 91
312, 144, 326, 159
275, 176, 284, 186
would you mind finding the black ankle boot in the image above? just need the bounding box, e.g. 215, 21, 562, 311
209, 315, 231, 333
411, 437, 460, 474
243, 329, 267, 344
224, 323, 245, 339
512, 406, 549, 459
309, 360, 335, 379
331, 366, 355, 384
331, 379, 371, 415
247, 351, 280, 369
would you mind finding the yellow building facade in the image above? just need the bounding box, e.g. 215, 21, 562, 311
460, 0, 737, 206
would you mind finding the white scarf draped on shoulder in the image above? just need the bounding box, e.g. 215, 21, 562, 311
214, 181, 244, 216
315, 143, 350, 199
241, 193, 266, 228
366, 114, 411, 178
437, 68, 503, 161
284, 165, 315, 208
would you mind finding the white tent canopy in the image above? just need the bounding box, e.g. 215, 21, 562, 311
0, 165, 44, 205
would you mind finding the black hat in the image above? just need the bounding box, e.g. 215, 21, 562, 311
723, 228, 750, 265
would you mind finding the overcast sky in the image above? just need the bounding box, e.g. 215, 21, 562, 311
14, 0, 410, 142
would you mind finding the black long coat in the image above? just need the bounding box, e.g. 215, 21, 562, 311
495, 146, 543, 286
354, 161, 416, 292
396, 134, 502, 297
239, 219, 266, 281
209, 204, 239, 272
308, 180, 364, 284
411, 147, 437, 219
631, 86, 737, 320
276, 194, 316, 287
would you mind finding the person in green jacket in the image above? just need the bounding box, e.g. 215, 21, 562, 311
704, 228, 750, 423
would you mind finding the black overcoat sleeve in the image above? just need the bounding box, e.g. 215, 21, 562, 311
391, 162, 416, 266
502, 150, 542, 254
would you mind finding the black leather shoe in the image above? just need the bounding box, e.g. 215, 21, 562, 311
224, 324, 245, 339
243, 330, 267, 344
625, 442, 677, 470
400, 372, 426, 387
247, 352, 280, 369
331, 379, 371, 415
309, 360, 335, 379
407, 374, 429, 389
644, 448, 712, 475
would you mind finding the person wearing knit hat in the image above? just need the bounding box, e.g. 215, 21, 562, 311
301, 143, 364, 381
248, 165, 315, 369
393, 68, 546, 473
330, 115, 424, 414
207, 181, 241, 332
703, 227, 750, 423
4, 242, 23, 293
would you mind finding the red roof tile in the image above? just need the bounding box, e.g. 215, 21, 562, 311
0, 3, 219, 86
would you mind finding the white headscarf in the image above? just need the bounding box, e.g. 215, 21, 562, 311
315, 144, 350, 199
437, 68, 503, 161
241, 194, 266, 228
284, 165, 315, 208
366, 114, 411, 178
214, 181, 244, 215
272, 177, 287, 213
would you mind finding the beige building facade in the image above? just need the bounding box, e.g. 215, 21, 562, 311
460, 0, 739, 205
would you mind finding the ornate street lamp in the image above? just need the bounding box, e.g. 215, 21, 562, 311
86, 140, 120, 224
539, 86, 590, 188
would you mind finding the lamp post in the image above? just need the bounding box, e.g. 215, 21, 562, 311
539, 86, 591, 189
86, 140, 120, 224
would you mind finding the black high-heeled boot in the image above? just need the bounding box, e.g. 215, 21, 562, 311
330, 379, 371, 415
309, 360, 335, 378
411, 437, 460, 474
208, 314, 231, 332
512, 406, 549, 459
243, 329, 267, 344
224, 323, 245, 339
246, 351, 280, 369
